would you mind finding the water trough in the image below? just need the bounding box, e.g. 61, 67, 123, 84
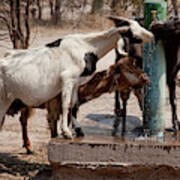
48, 133, 180, 180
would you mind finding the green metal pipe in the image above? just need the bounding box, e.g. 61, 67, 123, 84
143, 0, 167, 137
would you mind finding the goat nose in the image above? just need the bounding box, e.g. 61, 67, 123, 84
140, 73, 150, 84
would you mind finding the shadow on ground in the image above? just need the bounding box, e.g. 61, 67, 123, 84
86, 113, 141, 126
0, 153, 51, 179
83, 113, 142, 136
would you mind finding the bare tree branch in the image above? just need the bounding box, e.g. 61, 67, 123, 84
0, 0, 31, 49
24, 0, 30, 49
16, 0, 25, 48
172, 0, 178, 16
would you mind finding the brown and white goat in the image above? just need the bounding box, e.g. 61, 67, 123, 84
108, 16, 146, 136
7, 56, 149, 154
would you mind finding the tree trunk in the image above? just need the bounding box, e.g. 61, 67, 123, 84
91, 0, 104, 14
37, 0, 42, 20
54, 0, 61, 24
49, 0, 54, 16
24, 0, 30, 49
8, 0, 31, 49
172, 0, 178, 16
31, 0, 37, 19
9, 0, 18, 49
16, 0, 24, 48
111, 0, 119, 15
111, 0, 119, 9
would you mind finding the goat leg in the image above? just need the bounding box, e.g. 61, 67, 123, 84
46, 97, 60, 138
112, 91, 122, 136
121, 99, 127, 136
19, 108, 33, 154
121, 92, 130, 136
47, 114, 58, 138
112, 49, 122, 136
61, 81, 74, 139
114, 91, 121, 115
133, 88, 143, 111
169, 82, 180, 131
71, 104, 84, 137
112, 116, 121, 136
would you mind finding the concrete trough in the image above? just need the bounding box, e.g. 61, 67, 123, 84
48, 134, 180, 180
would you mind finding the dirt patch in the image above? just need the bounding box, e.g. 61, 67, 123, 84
50, 164, 180, 180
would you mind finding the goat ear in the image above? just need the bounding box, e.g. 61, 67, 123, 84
108, 16, 130, 27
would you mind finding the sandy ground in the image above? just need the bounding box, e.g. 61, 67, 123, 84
0, 28, 180, 179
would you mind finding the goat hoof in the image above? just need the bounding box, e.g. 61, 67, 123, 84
23, 144, 33, 154
75, 128, 85, 137
131, 126, 144, 136
121, 131, 126, 137
112, 129, 117, 136
165, 127, 177, 132
51, 132, 58, 138
62, 130, 73, 139
27, 149, 34, 155
177, 122, 180, 131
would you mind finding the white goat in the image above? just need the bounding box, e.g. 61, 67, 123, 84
0, 17, 153, 139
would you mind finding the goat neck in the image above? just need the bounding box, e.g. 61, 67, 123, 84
85, 27, 129, 59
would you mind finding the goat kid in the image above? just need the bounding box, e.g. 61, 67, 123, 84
112, 41, 144, 136
108, 16, 150, 136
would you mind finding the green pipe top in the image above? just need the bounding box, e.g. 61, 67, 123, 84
144, 0, 165, 3
144, 0, 167, 28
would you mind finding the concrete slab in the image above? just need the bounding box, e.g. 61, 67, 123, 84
48, 134, 180, 179
48, 134, 180, 166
